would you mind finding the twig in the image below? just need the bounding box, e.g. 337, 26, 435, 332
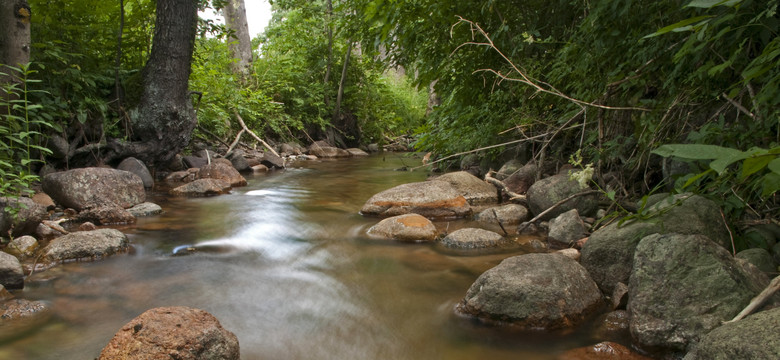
225, 129, 245, 156
725, 275, 780, 324
409, 133, 549, 171
492, 208, 509, 236
196, 125, 231, 149
721, 209, 736, 256
233, 110, 281, 158
485, 170, 527, 203
721, 92, 755, 119
518, 190, 600, 232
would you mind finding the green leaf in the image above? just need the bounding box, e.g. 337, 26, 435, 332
683, 169, 715, 188
652, 144, 741, 160
686, 0, 742, 8
762, 173, 780, 197
644, 16, 714, 38
742, 155, 775, 179
766, 158, 780, 175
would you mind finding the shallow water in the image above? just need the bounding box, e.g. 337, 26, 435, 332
2, 154, 615, 359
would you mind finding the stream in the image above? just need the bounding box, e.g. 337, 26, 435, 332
2, 155, 610, 359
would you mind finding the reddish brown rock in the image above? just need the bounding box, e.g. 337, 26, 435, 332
367, 214, 437, 242
99, 306, 239, 360
361, 181, 471, 219
559, 341, 651, 360
198, 162, 247, 187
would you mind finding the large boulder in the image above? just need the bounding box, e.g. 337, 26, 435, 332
581, 194, 731, 294
117, 157, 154, 188
547, 209, 588, 248
440, 228, 504, 249
361, 181, 471, 219
455, 253, 603, 330
42, 228, 130, 263
42, 168, 145, 211
226, 149, 252, 172
0, 252, 24, 289
432, 171, 498, 206
628, 233, 771, 356
99, 306, 239, 360
367, 214, 437, 242
526, 173, 598, 220
170, 179, 232, 197
683, 307, 780, 360
0, 196, 48, 237
197, 162, 247, 187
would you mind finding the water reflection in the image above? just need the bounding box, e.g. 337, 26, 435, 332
3, 155, 608, 360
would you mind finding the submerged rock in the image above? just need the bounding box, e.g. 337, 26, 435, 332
367, 214, 437, 242
683, 308, 780, 360
127, 202, 164, 217
628, 233, 771, 356
441, 228, 504, 249
310, 146, 350, 158
99, 306, 239, 360
456, 253, 603, 330
42, 229, 129, 264
170, 179, 232, 197
42, 167, 145, 211
361, 181, 471, 219
559, 341, 651, 360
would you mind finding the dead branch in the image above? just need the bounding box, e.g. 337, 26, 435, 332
409, 133, 550, 171
518, 190, 601, 232
225, 129, 245, 156
485, 170, 527, 203
721, 92, 755, 119
233, 110, 281, 158
725, 275, 780, 324
452, 17, 650, 112
196, 125, 231, 149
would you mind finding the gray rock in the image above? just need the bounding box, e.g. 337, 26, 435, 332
4, 235, 39, 259
496, 159, 524, 180
226, 149, 251, 173
581, 194, 731, 294
0, 298, 50, 321
170, 179, 231, 197
182, 155, 208, 169
628, 233, 770, 355
42, 168, 145, 211
361, 181, 471, 219
76, 203, 136, 225
475, 204, 530, 231
0, 197, 48, 237
310, 146, 351, 158
556, 248, 580, 261
198, 161, 247, 187
47, 134, 69, 159
42, 228, 130, 263
441, 228, 503, 249
0, 252, 24, 289
432, 171, 498, 206
99, 306, 240, 360
117, 157, 154, 188
773, 242, 780, 264
367, 143, 380, 153
279, 143, 301, 156
736, 248, 776, 274
127, 202, 163, 217
526, 173, 598, 221
547, 209, 588, 248
683, 307, 780, 360
456, 253, 603, 330
346, 148, 369, 157
260, 151, 286, 169
367, 214, 437, 242
459, 154, 481, 176
503, 163, 537, 195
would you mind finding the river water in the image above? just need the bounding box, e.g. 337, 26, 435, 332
2, 155, 610, 359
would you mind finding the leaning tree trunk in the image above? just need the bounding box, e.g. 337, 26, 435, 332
131, 0, 198, 168
0, 0, 31, 107
223, 0, 252, 78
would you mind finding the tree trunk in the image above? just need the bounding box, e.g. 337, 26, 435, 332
223, 0, 252, 78
131, 0, 198, 168
332, 40, 352, 123
0, 0, 31, 106
323, 0, 333, 107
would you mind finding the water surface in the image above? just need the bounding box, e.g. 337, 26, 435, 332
2, 154, 608, 359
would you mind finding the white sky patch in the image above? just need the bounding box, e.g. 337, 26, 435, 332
199, 0, 273, 38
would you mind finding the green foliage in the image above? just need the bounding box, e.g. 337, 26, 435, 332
0, 63, 54, 198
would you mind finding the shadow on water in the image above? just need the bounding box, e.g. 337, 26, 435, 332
2, 155, 617, 360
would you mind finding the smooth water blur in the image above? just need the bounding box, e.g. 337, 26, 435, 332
2, 155, 606, 360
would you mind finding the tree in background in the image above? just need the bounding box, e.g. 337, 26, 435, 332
0, 0, 31, 98
222, 0, 253, 79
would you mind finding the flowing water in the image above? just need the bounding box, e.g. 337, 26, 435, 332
1, 155, 613, 359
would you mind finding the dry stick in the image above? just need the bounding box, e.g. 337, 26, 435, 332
196, 125, 231, 149
492, 208, 509, 236
233, 110, 281, 158
409, 133, 550, 171
720, 209, 736, 256
225, 128, 245, 156
484, 170, 526, 203
726, 275, 780, 323
517, 190, 601, 233
721, 92, 755, 119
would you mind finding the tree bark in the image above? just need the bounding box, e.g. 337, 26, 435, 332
323, 0, 333, 107
0, 0, 31, 107
223, 0, 252, 79
131, 0, 198, 168
332, 40, 352, 123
